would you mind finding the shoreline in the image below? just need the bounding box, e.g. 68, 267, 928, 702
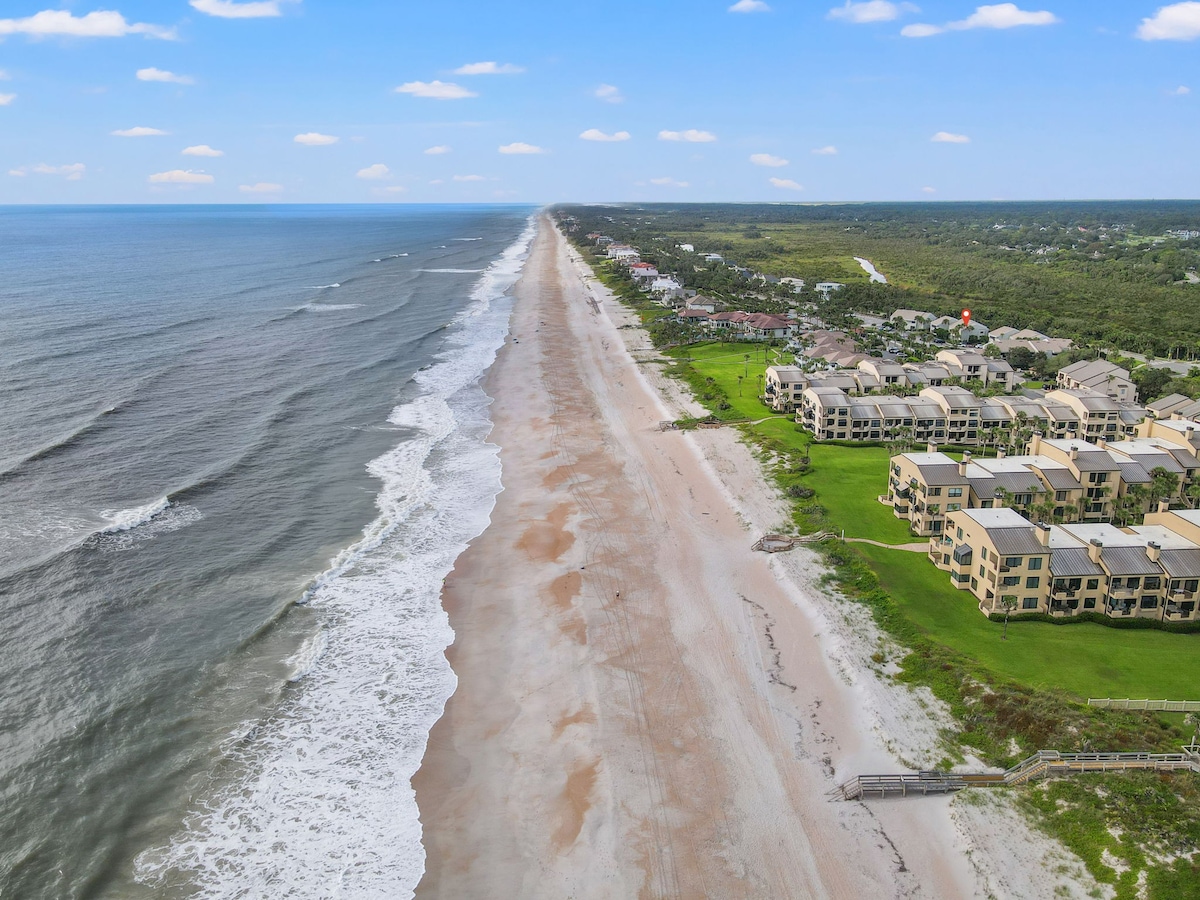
411, 215, 1103, 898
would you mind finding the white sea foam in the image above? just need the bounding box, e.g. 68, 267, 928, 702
297, 302, 364, 313
418, 268, 485, 274
99, 497, 170, 533
138, 217, 537, 899
312, 283, 342, 289
453, 237, 483, 241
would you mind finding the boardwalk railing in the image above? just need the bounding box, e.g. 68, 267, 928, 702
1088, 698, 1200, 712
832, 748, 1200, 801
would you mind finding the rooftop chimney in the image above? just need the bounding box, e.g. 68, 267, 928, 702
1070, 445, 1079, 461
1088, 538, 1104, 563
1037, 522, 1052, 547
959, 451, 972, 476
997, 447, 1007, 459
1098, 438, 1108, 450
1158, 500, 1171, 514
1030, 433, 1043, 456
1147, 541, 1162, 562
927, 442, 938, 454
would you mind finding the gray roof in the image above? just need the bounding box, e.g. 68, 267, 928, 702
1036, 467, 1084, 491
1115, 461, 1152, 484
1148, 394, 1191, 416
1050, 547, 1105, 578
1098, 546, 1163, 576
919, 464, 969, 486
1159, 548, 1200, 579
1069, 450, 1119, 473
991, 527, 1050, 556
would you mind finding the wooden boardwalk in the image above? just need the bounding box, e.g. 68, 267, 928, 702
831, 748, 1200, 801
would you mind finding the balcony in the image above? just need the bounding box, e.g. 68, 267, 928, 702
1051, 587, 1077, 598
1108, 586, 1138, 599
1169, 589, 1194, 600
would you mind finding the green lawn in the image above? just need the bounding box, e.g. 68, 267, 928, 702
859, 542, 1200, 700
663, 341, 789, 420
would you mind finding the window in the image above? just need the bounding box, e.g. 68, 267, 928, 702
943, 555, 950, 565
1187, 579, 1200, 593
949, 488, 963, 498
1026, 576, 1040, 589
1028, 557, 1043, 571
1141, 596, 1159, 609
981, 547, 989, 561
1003, 557, 1021, 568
1084, 598, 1097, 609
957, 527, 964, 540
1111, 577, 1123, 589
980, 565, 987, 578
947, 503, 961, 512
1087, 578, 1099, 590
1127, 577, 1141, 590
929, 487, 942, 496
1022, 597, 1039, 609
1002, 576, 1020, 587
1145, 577, 1161, 590
1055, 491, 1069, 502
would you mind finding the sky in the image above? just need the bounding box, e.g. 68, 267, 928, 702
0, 0, 1197, 203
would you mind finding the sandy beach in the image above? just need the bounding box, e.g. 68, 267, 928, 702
412, 215, 1103, 899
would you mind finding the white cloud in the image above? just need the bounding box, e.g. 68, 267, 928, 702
453, 61, 523, 75
356, 163, 390, 180
922, 186, 937, 193
498, 142, 545, 154
729, 0, 770, 12
901, 22, 944, 35
659, 129, 717, 143
189, 0, 294, 18
932, 131, 971, 143
903, 3, 1059, 37
0, 93, 14, 106
827, 1, 917, 23
769, 177, 804, 190
112, 126, 168, 137
1138, 2, 1200, 41
453, 174, 485, 182
594, 83, 624, 104
750, 152, 789, 167
294, 132, 338, 145
239, 182, 283, 192
10, 162, 86, 180
580, 128, 631, 142
137, 67, 194, 84
1171, 84, 1192, 95
394, 80, 477, 100
183, 144, 224, 157
149, 169, 214, 184
424, 145, 452, 154
650, 177, 690, 187
0, 10, 174, 39
812, 145, 839, 155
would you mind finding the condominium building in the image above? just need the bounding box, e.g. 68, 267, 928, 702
1056, 359, 1137, 403
930, 508, 1200, 621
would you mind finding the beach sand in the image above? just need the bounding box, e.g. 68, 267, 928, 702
412, 215, 1103, 899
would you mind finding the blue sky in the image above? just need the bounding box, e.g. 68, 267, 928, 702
0, 0, 1197, 202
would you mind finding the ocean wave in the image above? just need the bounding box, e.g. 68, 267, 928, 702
452, 237, 483, 242
417, 268, 485, 274
295, 302, 365, 313
371, 253, 409, 262
0, 401, 130, 482
98, 497, 169, 533
311, 283, 341, 289
138, 216, 538, 899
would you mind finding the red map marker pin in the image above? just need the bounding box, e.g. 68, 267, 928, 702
961, 309, 972, 327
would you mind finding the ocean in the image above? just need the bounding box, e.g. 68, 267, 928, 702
0, 204, 535, 898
